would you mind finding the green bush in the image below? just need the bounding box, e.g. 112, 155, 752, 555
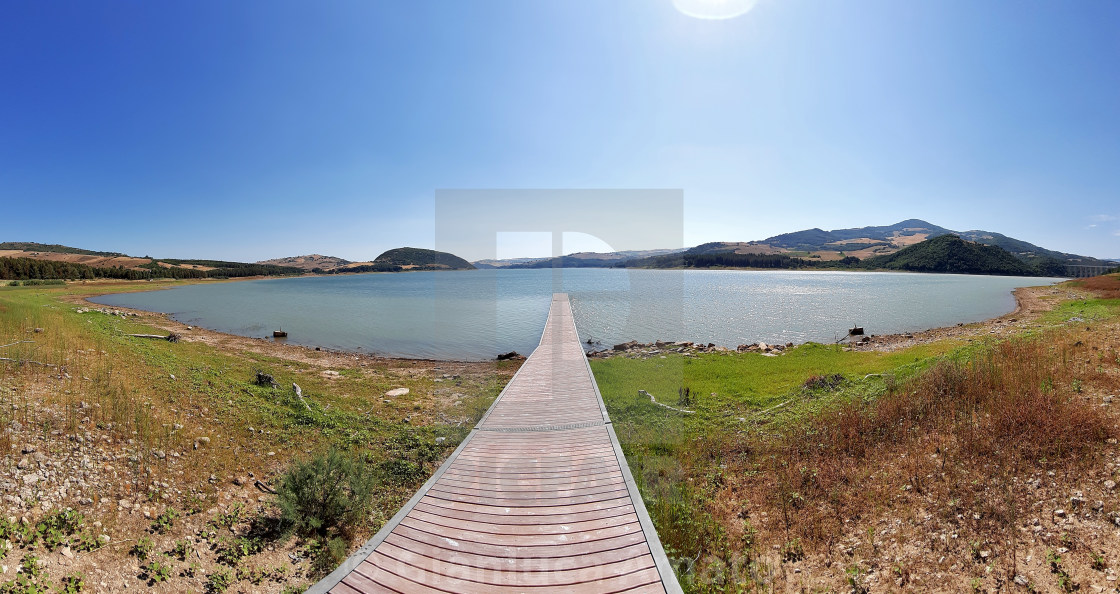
276, 449, 376, 537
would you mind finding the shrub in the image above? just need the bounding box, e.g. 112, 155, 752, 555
276, 449, 376, 537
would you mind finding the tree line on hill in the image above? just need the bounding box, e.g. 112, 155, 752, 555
0, 242, 126, 257
616, 235, 1073, 277
0, 257, 302, 281
312, 263, 402, 274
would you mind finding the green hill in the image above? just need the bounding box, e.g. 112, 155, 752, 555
764, 219, 954, 251
862, 235, 1037, 276
0, 241, 126, 257
373, 247, 475, 270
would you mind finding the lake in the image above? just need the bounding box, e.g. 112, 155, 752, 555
89, 269, 1063, 360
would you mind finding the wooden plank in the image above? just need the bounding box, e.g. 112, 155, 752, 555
310, 294, 679, 594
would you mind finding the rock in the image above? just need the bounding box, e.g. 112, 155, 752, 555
1055, 509, 1067, 518
1014, 575, 1029, 586
233, 477, 246, 486
60, 546, 73, 559
613, 341, 638, 352
98, 534, 110, 545
496, 351, 524, 361
385, 388, 409, 397
435, 437, 446, 445
1106, 480, 1116, 491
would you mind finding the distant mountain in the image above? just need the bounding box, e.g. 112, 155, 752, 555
476, 249, 685, 269
373, 247, 475, 270
257, 254, 352, 271
472, 257, 549, 269
862, 235, 1035, 276
754, 219, 1107, 269
764, 219, 953, 253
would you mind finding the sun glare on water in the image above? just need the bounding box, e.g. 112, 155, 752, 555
673, 0, 760, 20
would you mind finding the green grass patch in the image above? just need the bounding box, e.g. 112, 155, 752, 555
1040, 297, 1120, 326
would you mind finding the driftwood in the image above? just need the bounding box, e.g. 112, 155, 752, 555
293, 383, 311, 411
637, 389, 695, 414
0, 340, 35, 349
254, 480, 277, 494
126, 333, 180, 343
0, 356, 56, 367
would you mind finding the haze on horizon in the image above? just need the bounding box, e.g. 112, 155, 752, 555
2, 1, 1118, 261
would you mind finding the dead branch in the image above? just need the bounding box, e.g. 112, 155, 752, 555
293, 383, 311, 411
0, 357, 56, 367
0, 340, 34, 349
255, 480, 277, 494
126, 333, 180, 343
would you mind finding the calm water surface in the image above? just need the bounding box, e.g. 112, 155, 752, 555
90, 269, 1062, 360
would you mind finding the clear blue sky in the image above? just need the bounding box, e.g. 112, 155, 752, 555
2, 0, 1118, 260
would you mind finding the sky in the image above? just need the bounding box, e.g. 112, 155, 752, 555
1, 0, 1118, 261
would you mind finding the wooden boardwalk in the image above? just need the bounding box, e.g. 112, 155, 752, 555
310, 294, 680, 593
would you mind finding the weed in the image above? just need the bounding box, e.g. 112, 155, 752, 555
169, 538, 192, 561
206, 568, 234, 594
1092, 550, 1107, 571
845, 564, 869, 594
677, 386, 692, 407
149, 508, 178, 534
57, 572, 84, 594
0, 554, 48, 594
214, 536, 262, 568
781, 538, 804, 563
142, 558, 173, 585
130, 536, 154, 561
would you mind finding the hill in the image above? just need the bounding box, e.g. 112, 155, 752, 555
373, 247, 475, 270
479, 249, 685, 269
1, 241, 303, 280
862, 234, 1036, 275
257, 254, 352, 271
763, 218, 953, 253
0, 241, 127, 257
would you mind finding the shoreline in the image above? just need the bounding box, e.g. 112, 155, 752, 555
68, 279, 1075, 366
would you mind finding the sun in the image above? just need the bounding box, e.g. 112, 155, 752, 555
673, 0, 760, 20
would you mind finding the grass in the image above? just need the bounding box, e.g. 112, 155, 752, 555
0, 279, 517, 590
592, 274, 1120, 592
